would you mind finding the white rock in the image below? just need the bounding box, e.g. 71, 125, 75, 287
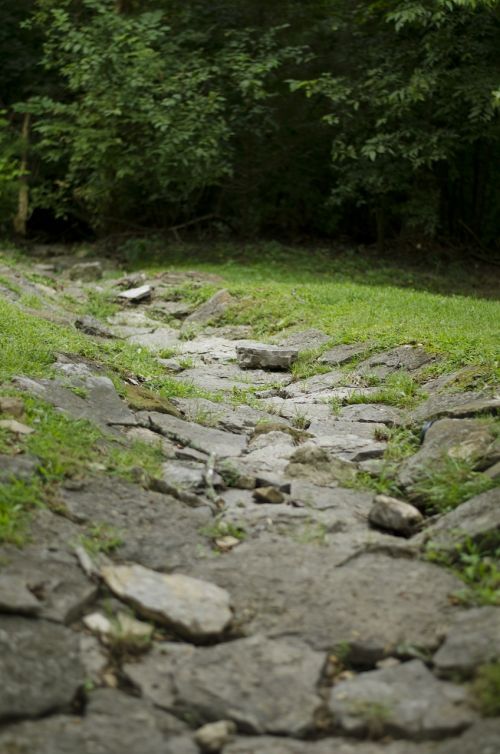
101, 564, 232, 640
369, 494, 423, 536
194, 720, 236, 752
117, 285, 152, 302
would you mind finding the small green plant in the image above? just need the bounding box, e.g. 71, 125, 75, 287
20, 293, 43, 310
292, 522, 328, 545
83, 291, 118, 320
413, 457, 496, 513
330, 397, 343, 416
346, 371, 422, 409
348, 700, 391, 738
290, 411, 310, 430
0, 478, 44, 545
157, 348, 177, 360
472, 663, 500, 717
179, 324, 198, 341
426, 535, 500, 606
69, 386, 88, 399
79, 523, 124, 555
192, 407, 218, 427
200, 519, 247, 542
383, 427, 420, 462
178, 357, 194, 369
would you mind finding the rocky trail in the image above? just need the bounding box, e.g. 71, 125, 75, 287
0, 250, 499, 753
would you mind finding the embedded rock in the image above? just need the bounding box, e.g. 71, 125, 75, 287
369, 495, 423, 536
433, 606, 500, 678
397, 418, 497, 494
278, 328, 330, 354
355, 345, 436, 377
124, 635, 323, 735
319, 342, 372, 366
194, 720, 236, 752
142, 411, 247, 458
415, 487, 500, 552
0, 616, 84, 720
237, 344, 299, 371
410, 392, 497, 423
117, 284, 153, 302
329, 659, 475, 740
101, 564, 232, 640
184, 289, 233, 325
75, 315, 113, 338
68, 261, 103, 281
339, 404, 406, 427
0, 574, 42, 615
0, 453, 39, 483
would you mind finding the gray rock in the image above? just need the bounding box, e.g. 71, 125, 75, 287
225, 738, 423, 754
185, 547, 462, 662
173, 397, 272, 434
0, 546, 97, 623
329, 659, 475, 740
0, 616, 84, 720
356, 346, 436, 377
124, 635, 323, 735
281, 370, 345, 398
369, 495, 423, 536
101, 563, 233, 640
0, 689, 185, 753
277, 328, 330, 354
14, 368, 137, 430
184, 289, 233, 325
319, 342, 372, 366
433, 607, 500, 678
237, 344, 299, 371
0, 574, 42, 615
412, 392, 500, 423
253, 486, 285, 504
161, 459, 223, 492
339, 404, 406, 427
194, 720, 236, 752
0, 453, 39, 483
397, 419, 497, 494
485, 460, 500, 479
75, 314, 113, 338
432, 719, 500, 754
117, 284, 153, 302
177, 363, 291, 394
415, 487, 500, 552
149, 299, 193, 319
127, 326, 180, 351
286, 443, 358, 486
58, 477, 211, 571
141, 411, 247, 458
68, 261, 103, 281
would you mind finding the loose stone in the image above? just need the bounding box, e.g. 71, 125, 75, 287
237, 344, 299, 371
194, 720, 237, 752
253, 486, 285, 505
101, 563, 232, 640
117, 284, 153, 302
369, 494, 423, 536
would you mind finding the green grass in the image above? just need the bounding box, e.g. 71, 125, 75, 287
78, 523, 124, 555
119, 241, 500, 378
473, 664, 500, 716
345, 372, 424, 409
412, 457, 498, 513
0, 479, 44, 546
426, 535, 500, 607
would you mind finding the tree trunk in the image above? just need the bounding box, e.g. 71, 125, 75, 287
13, 113, 30, 237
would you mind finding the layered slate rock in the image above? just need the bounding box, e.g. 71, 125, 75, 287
432, 719, 500, 754
339, 404, 406, 427
236, 344, 299, 371
186, 548, 462, 662
58, 477, 212, 571
177, 363, 291, 393
397, 419, 497, 494
415, 487, 500, 552
329, 660, 475, 740
0, 616, 84, 720
173, 397, 273, 434
355, 346, 436, 377
277, 328, 330, 353
410, 392, 499, 423
225, 738, 424, 754
433, 607, 500, 677
184, 289, 233, 325
0, 453, 39, 483
139, 411, 247, 458
281, 370, 345, 398
14, 363, 136, 430
0, 689, 186, 754
319, 342, 372, 366
0, 546, 97, 624
101, 564, 233, 640
125, 635, 323, 735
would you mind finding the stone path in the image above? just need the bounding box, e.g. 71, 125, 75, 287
0, 252, 499, 753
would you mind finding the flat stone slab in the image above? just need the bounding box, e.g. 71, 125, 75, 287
433, 606, 500, 678
0, 616, 84, 720
127, 327, 180, 351
281, 370, 345, 398
397, 418, 497, 494
117, 284, 152, 302
237, 344, 299, 370
184, 289, 233, 325
124, 635, 323, 735
186, 548, 463, 662
329, 659, 475, 740
225, 738, 424, 754
0, 689, 186, 754
277, 328, 330, 354
411, 392, 484, 423
319, 342, 372, 366
0, 546, 97, 623
14, 364, 136, 430
339, 404, 407, 426
140, 411, 247, 458
415, 487, 500, 552
177, 363, 291, 394
101, 563, 233, 640
356, 346, 436, 377
173, 397, 273, 434
433, 719, 500, 754
58, 477, 211, 571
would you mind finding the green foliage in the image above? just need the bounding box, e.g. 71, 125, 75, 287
473, 663, 500, 716
79, 522, 123, 555
413, 457, 497, 513
426, 534, 500, 606
345, 372, 424, 409
0, 478, 43, 545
